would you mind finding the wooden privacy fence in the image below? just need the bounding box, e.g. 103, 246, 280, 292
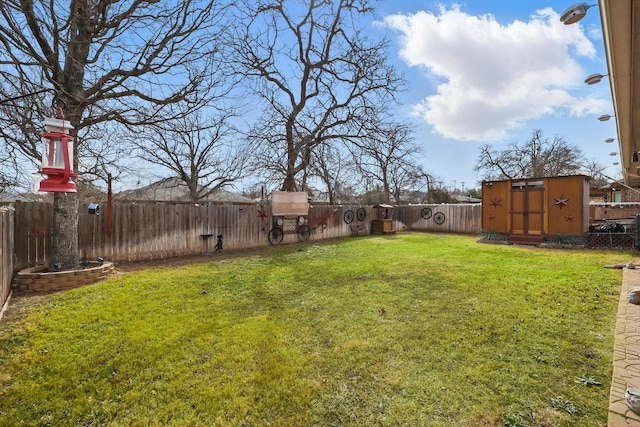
12, 201, 482, 270
394, 204, 482, 234
1, 207, 14, 310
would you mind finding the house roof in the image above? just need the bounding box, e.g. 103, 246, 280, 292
453, 194, 481, 204
0, 192, 45, 203
115, 177, 253, 203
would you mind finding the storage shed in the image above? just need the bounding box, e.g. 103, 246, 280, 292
481, 175, 590, 244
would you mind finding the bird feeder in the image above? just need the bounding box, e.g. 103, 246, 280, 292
38, 116, 76, 193
88, 203, 100, 215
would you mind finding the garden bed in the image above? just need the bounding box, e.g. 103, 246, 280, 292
12, 261, 115, 293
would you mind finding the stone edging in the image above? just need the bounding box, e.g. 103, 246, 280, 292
12, 262, 115, 293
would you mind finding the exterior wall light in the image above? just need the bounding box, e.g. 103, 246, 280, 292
598, 114, 614, 122
605, 138, 616, 143
584, 73, 608, 85
560, 3, 597, 25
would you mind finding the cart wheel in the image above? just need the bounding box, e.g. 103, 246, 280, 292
434, 212, 446, 225
297, 224, 311, 242
356, 207, 366, 221
421, 207, 432, 219
268, 227, 284, 245
343, 210, 354, 224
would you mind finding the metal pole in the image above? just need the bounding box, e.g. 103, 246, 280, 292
107, 173, 113, 235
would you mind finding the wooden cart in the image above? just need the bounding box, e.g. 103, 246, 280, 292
267, 191, 311, 244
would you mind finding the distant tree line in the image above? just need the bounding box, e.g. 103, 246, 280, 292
474, 129, 609, 187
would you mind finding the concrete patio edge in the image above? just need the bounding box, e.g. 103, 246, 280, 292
609, 266, 640, 426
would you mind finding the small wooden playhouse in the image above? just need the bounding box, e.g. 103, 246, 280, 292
481, 175, 590, 244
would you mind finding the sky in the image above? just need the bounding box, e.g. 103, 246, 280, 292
368, 0, 616, 192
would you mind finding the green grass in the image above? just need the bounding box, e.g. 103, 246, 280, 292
0, 233, 631, 426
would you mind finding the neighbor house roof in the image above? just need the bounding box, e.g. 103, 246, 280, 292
115, 177, 253, 203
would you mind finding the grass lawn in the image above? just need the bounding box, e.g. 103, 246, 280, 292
0, 233, 632, 426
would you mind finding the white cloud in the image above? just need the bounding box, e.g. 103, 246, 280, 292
383, 5, 601, 141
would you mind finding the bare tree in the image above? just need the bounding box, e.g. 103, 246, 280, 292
230, 0, 404, 191
581, 158, 612, 187
0, 90, 50, 195
475, 129, 585, 180
130, 112, 250, 203
0, 0, 232, 269
389, 166, 431, 204
0, 134, 28, 196
308, 142, 358, 205
348, 121, 422, 203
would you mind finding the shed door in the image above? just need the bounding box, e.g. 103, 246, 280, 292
511, 179, 544, 236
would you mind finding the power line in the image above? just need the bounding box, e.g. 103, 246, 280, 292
0, 88, 56, 106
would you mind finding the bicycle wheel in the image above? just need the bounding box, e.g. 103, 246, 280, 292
434, 212, 445, 225
297, 224, 311, 242
268, 227, 284, 245
421, 207, 432, 219
356, 207, 366, 221
343, 210, 354, 224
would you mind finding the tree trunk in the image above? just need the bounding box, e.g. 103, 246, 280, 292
281, 159, 297, 191
281, 175, 295, 191
51, 192, 79, 270
52, 0, 90, 271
